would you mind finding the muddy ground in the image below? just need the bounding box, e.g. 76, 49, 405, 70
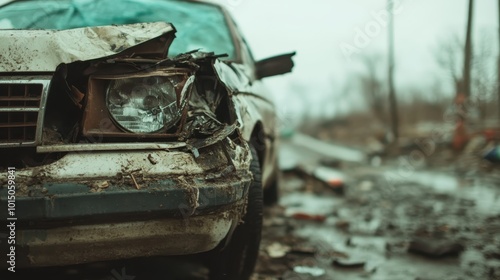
253, 138, 500, 280
254, 168, 500, 280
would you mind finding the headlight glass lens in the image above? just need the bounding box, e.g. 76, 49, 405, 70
106, 76, 182, 133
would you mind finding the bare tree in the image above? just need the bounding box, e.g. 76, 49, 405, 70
435, 31, 497, 121
435, 34, 463, 93
471, 32, 496, 119
359, 54, 387, 123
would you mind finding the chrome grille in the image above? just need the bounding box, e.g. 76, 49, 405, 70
0, 78, 51, 147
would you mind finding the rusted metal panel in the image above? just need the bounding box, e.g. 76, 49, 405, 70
0, 22, 175, 72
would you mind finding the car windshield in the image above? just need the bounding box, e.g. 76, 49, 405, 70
0, 0, 236, 59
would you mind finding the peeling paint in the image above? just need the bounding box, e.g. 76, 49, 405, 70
178, 175, 200, 216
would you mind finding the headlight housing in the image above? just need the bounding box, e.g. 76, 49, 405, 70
106, 76, 183, 133
82, 69, 195, 138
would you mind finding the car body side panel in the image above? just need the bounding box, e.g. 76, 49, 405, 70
219, 8, 280, 186
212, 59, 278, 185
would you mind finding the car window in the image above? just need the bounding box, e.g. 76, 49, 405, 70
0, 0, 236, 59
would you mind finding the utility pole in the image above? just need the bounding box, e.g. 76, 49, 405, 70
453, 0, 474, 151
463, 0, 474, 98
498, 0, 500, 121
388, 0, 399, 145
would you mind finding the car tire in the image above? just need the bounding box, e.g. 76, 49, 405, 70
263, 173, 279, 205
209, 145, 263, 280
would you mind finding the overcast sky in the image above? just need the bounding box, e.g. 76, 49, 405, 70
212, 0, 498, 120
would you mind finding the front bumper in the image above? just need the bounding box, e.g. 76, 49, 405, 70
0, 142, 252, 268
7, 207, 245, 268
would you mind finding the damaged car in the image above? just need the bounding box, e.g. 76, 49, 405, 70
0, 0, 294, 279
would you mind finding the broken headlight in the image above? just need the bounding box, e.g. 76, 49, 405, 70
106, 76, 181, 133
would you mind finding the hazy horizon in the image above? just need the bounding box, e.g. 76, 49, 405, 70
213, 0, 498, 122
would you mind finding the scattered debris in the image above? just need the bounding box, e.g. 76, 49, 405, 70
293, 266, 326, 277
291, 133, 367, 163
319, 158, 341, 168
331, 258, 366, 269
263, 217, 287, 227
334, 219, 350, 230
408, 239, 464, 258
130, 173, 141, 190
147, 154, 158, 165
255, 139, 500, 280
204, 165, 235, 181
483, 245, 500, 260
385, 241, 409, 254
345, 238, 355, 247
366, 136, 386, 156
290, 245, 316, 256
90, 181, 109, 192
312, 166, 346, 194
291, 212, 327, 223
326, 250, 350, 259
370, 155, 382, 167
484, 146, 500, 163
358, 180, 374, 192
266, 242, 291, 258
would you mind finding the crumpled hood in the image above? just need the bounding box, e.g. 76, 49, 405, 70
0, 22, 175, 72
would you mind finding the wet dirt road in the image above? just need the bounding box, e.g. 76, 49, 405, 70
253, 138, 500, 280
5, 138, 500, 280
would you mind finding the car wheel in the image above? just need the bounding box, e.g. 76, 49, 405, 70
209, 145, 263, 280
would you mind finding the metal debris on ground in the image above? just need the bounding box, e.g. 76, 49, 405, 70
292, 266, 326, 277
484, 146, 500, 163
266, 242, 291, 259
408, 239, 465, 258
331, 258, 366, 268
291, 212, 327, 223
289, 245, 317, 256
